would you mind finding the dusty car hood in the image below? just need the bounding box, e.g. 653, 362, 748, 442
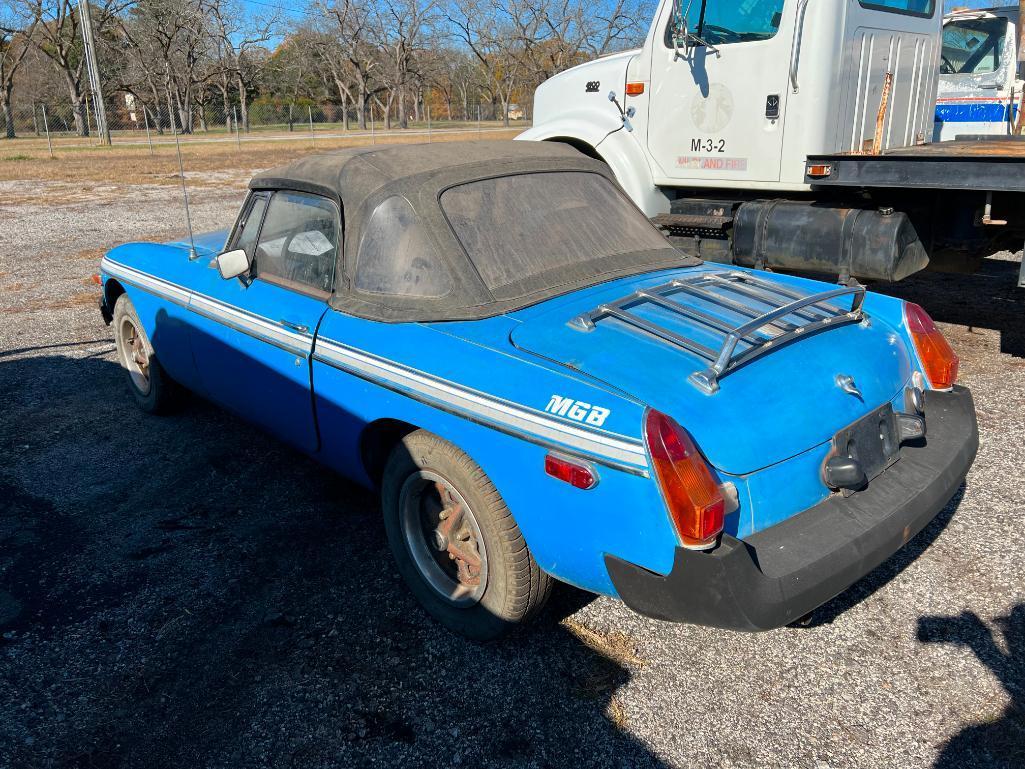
508, 267, 914, 475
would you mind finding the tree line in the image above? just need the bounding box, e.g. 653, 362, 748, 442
0, 0, 653, 138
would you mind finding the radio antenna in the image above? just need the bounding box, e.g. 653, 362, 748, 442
171, 109, 198, 260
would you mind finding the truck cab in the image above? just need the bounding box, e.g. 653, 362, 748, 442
934, 6, 1024, 142
522, 0, 941, 216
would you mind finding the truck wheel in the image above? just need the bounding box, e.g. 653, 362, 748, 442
112, 294, 180, 414
382, 430, 552, 640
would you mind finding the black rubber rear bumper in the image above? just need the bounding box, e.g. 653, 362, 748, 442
605, 386, 978, 632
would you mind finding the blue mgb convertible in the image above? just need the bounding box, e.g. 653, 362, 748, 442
99, 141, 978, 639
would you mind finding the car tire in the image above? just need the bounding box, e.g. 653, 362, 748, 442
112, 294, 181, 414
382, 430, 552, 640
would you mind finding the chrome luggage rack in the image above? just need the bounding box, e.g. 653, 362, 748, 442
568, 271, 866, 394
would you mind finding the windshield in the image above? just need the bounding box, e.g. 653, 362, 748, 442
941, 17, 1008, 75
666, 0, 785, 47
441, 172, 676, 296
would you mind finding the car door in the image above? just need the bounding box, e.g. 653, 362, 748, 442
188, 189, 338, 453
646, 0, 792, 186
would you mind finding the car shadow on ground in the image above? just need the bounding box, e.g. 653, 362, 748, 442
870, 256, 1025, 359
783, 254, 1025, 359
0, 352, 670, 768
801, 486, 964, 629
917, 604, 1025, 768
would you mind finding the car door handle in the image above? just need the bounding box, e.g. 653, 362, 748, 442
279, 319, 309, 334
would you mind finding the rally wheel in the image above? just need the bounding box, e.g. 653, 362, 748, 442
382, 430, 551, 640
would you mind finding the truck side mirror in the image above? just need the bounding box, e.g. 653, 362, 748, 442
214, 248, 250, 280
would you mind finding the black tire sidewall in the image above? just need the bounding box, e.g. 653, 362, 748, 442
382, 432, 521, 641
112, 294, 175, 414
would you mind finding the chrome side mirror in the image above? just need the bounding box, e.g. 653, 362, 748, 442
214, 248, 250, 280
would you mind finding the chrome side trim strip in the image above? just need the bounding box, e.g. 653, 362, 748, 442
314, 338, 649, 474
101, 257, 191, 308
102, 258, 312, 358
190, 293, 312, 358
101, 258, 649, 475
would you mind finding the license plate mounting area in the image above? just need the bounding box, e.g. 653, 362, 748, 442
829, 403, 901, 497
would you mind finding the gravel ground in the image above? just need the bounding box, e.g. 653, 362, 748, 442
0, 181, 1023, 769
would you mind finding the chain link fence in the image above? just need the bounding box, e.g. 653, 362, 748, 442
5, 96, 530, 150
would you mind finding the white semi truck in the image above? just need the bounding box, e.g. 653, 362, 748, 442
935, 6, 1024, 141
520, 0, 1025, 287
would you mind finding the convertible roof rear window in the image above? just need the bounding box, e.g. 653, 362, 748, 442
441, 172, 672, 293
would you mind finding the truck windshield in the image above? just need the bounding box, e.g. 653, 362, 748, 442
941, 17, 1008, 75
667, 0, 786, 47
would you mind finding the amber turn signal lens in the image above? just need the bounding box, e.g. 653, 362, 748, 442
904, 302, 959, 390
806, 164, 833, 178
644, 410, 724, 550
625, 82, 645, 96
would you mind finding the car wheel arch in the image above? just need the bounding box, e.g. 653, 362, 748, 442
359, 418, 420, 488
103, 278, 126, 320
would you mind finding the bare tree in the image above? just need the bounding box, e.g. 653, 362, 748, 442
205, 0, 275, 131
316, 0, 380, 129
22, 0, 111, 135
375, 0, 438, 129
0, 0, 35, 138
448, 0, 524, 125
116, 0, 212, 134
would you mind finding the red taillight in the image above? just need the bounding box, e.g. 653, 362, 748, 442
644, 410, 724, 550
904, 302, 959, 390
545, 454, 598, 490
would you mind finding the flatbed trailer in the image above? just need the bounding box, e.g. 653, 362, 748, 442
806, 139, 1025, 193
805, 139, 1025, 287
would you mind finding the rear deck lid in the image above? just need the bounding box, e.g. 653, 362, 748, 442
509, 267, 913, 475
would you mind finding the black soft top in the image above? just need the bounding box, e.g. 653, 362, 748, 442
249, 141, 697, 322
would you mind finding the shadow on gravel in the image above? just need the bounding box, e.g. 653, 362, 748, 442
0, 353, 670, 769
872, 256, 1025, 359
801, 487, 964, 629
918, 605, 1025, 769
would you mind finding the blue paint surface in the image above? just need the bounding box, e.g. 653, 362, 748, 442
935, 102, 1018, 123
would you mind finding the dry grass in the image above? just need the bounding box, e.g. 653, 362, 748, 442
563, 619, 645, 669
0, 128, 522, 187
2, 290, 98, 314
605, 696, 629, 730
563, 618, 643, 727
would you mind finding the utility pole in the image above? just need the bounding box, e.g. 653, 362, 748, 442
78, 0, 110, 145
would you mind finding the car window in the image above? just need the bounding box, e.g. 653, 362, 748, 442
941, 17, 1007, 75
254, 191, 338, 294
664, 0, 786, 48
441, 172, 671, 292
355, 196, 450, 298
234, 194, 268, 260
